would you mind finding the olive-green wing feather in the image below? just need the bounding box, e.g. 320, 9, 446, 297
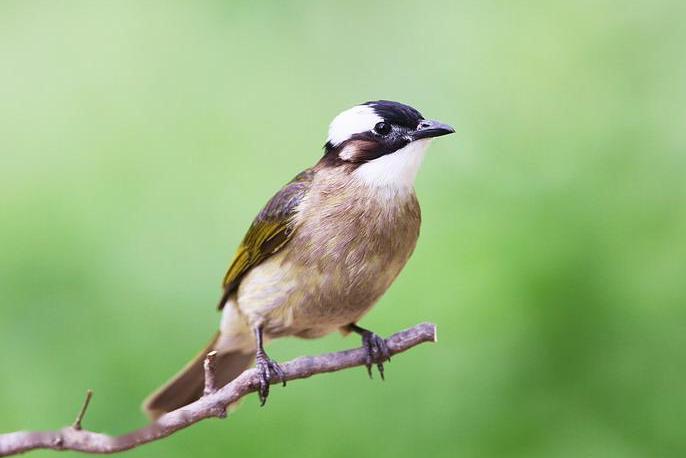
218, 169, 314, 309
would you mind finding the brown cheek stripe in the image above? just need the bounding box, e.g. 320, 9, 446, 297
318, 135, 410, 169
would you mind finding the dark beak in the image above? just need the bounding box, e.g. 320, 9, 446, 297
410, 119, 455, 141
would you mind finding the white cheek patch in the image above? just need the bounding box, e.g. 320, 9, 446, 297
352, 139, 432, 194
338, 143, 356, 160
327, 105, 382, 146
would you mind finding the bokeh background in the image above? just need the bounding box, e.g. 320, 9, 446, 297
1, 1, 685, 457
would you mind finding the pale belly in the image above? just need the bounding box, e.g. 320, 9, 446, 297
234, 244, 412, 339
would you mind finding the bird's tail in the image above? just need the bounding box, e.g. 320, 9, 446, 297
142, 331, 255, 419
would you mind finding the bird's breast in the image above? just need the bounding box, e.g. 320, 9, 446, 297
283, 180, 421, 333
236, 177, 421, 338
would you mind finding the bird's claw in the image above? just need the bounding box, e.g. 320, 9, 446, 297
361, 331, 391, 380
255, 352, 286, 406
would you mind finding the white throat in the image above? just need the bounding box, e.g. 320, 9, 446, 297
351, 139, 431, 197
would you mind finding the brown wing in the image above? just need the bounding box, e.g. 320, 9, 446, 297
217, 169, 314, 309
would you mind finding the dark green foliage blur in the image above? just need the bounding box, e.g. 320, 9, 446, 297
1, 1, 685, 457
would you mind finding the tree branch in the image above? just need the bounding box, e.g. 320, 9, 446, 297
0, 322, 436, 456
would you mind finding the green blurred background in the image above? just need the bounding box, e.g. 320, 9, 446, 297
1, 1, 685, 457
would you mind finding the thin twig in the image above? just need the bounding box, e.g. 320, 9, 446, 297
72, 390, 93, 431
203, 351, 219, 396
0, 322, 436, 456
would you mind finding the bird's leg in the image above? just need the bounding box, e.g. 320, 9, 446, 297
253, 325, 286, 406
346, 323, 391, 380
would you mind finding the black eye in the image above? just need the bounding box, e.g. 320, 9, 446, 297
374, 122, 392, 136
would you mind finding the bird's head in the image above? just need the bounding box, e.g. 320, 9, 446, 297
320, 100, 454, 191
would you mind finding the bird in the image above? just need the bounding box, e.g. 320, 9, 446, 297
143, 100, 454, 418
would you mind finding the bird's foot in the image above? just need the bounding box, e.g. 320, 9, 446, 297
360, 330, 391, 380
255, 351, 286, 406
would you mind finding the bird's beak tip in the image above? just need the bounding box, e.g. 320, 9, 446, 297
411, 119, 455, 140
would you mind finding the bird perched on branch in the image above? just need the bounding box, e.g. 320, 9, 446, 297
143, 100, 454, 418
